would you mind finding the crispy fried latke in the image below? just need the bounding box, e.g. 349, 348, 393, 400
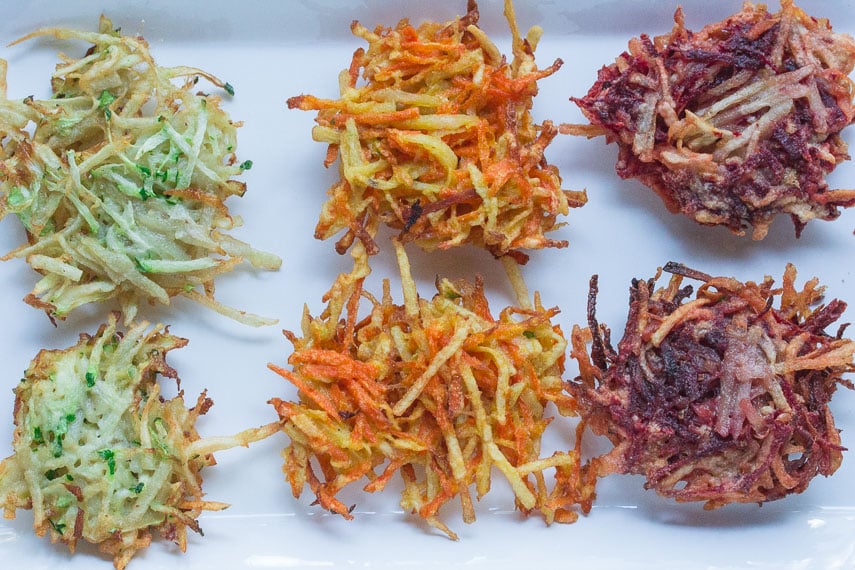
569, 263, 855, 508
0, 16, 281, 326
0, 314, 279, 569
288, 0, 585, 263
566, 0, 855, 239
269, 243, 594, 538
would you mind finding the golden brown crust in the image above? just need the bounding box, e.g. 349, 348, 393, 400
289, 0, 583, 262
270, 243, 594, 537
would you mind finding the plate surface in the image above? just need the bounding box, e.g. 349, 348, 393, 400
1, 1, 854, 568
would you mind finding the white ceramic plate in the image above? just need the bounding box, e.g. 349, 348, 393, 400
1, 1, 854, 568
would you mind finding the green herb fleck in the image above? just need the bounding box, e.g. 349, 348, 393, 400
522, 330, 536, 339
45, 469, 61, 481
98, 90, 116, 120
130, 482, 145, 494
85, 371, 96, 387
33, 426, 44, 444
239, 160, 253, 171
98, 449, 116, 476
224, 82, 235, 96
51, 433, 64, 458
65, 474, 74, 481
48, 519, 66, 535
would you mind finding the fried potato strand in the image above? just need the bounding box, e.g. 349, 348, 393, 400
566, 0, 855, 239
0, 314, 279, 569
0, 16, 281, 326
288, 0, 585, 262
269, 242, 594, 537
570, 264, 855, 508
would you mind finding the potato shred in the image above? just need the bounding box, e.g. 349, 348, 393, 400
570, 264, 855, 509
269, 243, 594, 538
0, 314, 279, 569
0, 17, 280, 326
567, 0, 855, 239
288, 0, 585, 262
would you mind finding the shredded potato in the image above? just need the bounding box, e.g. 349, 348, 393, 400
0, 313, 279, 569
0, 16, 281, 326
570, 263, 855, 508
566, 0, 855, 239
269, 242, 594, 538
288, 0, 585, 263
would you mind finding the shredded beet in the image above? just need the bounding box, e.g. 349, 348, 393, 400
569, 263, 855, 508
567, 1, 855, 239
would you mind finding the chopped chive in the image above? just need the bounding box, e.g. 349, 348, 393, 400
239, 160, 253, 171
98, 90, 116, 120
48, 519, 66, 535
130, 482, 145, 494
98, 90, 116, 108
98, 449, 116, 476
224, 82, 235, 96
51, 434, 64, 458
522, 330, 536, 339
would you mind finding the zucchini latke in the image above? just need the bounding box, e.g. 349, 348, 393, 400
0, 314, 278, 569
0, 17, 280, 325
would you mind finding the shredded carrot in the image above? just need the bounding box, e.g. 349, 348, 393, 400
269, 242, 592, 537
288, 0, 584, 262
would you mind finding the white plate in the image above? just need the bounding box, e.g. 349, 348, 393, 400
1, 1, 854, 568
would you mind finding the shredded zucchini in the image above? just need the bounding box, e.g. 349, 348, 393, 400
0, 16, 281, 326
0, 313, 279, 569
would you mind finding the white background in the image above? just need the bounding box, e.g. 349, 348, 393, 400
1, 1, 854, 568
